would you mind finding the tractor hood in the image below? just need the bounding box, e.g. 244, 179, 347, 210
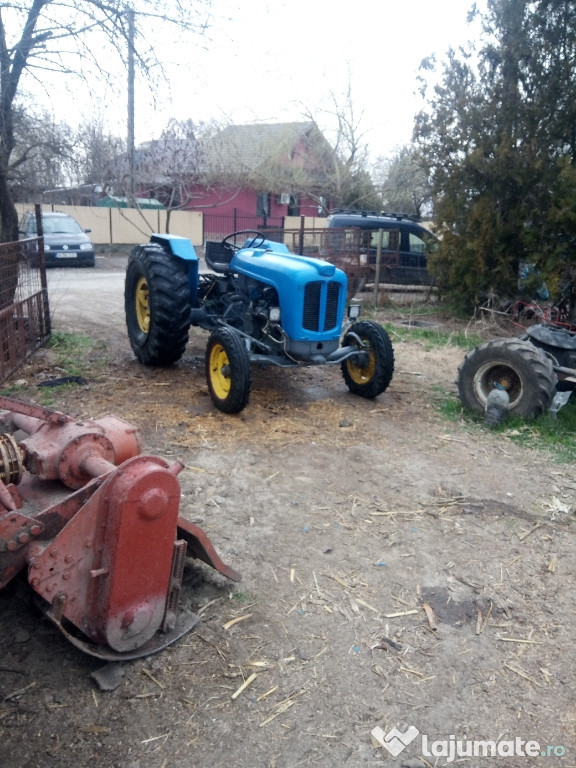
231, 246, 344, 285
231, 245, 348, 341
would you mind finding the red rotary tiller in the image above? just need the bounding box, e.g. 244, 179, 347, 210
0, 396, 240, 660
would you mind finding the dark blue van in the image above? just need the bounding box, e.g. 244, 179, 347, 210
326, 210, 437, 286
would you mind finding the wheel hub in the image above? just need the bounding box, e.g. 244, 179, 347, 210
135, 276, 150, 333
209, 345, 232, 398
347, 348, 375, 384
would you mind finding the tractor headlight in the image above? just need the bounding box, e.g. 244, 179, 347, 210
348, 304, 361, 320
269, 306, 281, 323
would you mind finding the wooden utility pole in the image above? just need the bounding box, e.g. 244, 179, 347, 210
373, 228, 383, 306
127, 6, 136, 205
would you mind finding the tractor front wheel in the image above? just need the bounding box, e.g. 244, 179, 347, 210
457, 338, 557, 418
125, 244, 191, 365
205, 327, 251, 413
341, 321, 395, 399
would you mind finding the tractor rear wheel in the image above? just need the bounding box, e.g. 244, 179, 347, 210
341, 321, 395, 399
205, 327, 251, 413
125, 244, 191, 365
458, 338, 556, 418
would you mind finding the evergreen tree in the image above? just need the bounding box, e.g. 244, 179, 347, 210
415, 0, 576, 310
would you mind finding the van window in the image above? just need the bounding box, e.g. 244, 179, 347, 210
409, 230, 438, 255
369, 230, 400, 250
408, 232, 427, 254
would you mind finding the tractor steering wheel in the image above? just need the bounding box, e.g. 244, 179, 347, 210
221, 230, 267, 251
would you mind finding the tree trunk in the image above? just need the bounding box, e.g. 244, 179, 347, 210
0, 148, 22, 309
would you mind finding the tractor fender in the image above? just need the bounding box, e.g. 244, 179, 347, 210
150, 233, 198, 261
149, 233, 199, 301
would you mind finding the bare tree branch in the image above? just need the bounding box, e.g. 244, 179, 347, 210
0, 0, 211, 241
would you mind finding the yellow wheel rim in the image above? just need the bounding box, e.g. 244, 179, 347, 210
347, 344, 375, 384
135, 276, 150, 333
208, 343, 231, 399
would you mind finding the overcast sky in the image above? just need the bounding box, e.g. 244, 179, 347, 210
26, 0, 486, 161
137, 0, 486, 159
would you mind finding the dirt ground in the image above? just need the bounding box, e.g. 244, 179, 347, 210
1, 257, 575, 768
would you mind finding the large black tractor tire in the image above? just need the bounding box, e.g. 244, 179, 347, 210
458, 338, 557, 418
125, 244, 191, 366
205, 327, 251, 414
341, 321, 395, 399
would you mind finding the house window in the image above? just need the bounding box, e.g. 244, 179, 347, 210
257, 192, 270, 216
287, 196, 300, 216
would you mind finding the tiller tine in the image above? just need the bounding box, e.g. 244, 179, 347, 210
177, 517, 241, 583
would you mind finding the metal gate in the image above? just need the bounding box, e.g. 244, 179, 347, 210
0, 236, 51, 383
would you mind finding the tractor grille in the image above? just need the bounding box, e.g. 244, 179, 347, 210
302, 281, 341, 332
325, 282, 339, 329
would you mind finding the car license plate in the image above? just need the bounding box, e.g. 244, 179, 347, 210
55, 253, 77, 259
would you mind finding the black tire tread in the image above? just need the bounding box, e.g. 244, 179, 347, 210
458, 337, 556, 418
205, 327, 251, 414
341, 320, 395, 398
125, 245, 191, 365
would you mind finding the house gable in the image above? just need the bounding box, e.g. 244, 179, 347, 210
137, 121, 336, 217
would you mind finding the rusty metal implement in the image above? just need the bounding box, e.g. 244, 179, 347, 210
0, 397, 240, 659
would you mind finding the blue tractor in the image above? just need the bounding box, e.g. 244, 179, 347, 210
124, 230, 395, 413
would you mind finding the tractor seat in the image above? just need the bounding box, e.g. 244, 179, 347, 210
204, 241, 235, 273
527, 323, 576, 349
